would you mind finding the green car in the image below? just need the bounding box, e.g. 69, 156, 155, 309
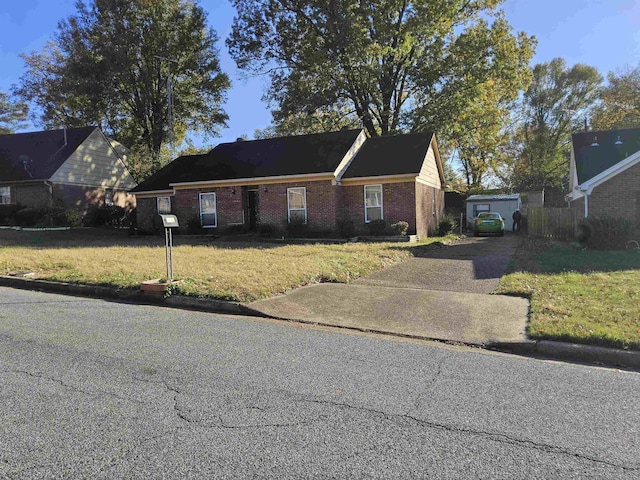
473, 212, 505, 236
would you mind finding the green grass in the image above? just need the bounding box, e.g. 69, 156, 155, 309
498, 238, 640, 350
0, 228, 455, 302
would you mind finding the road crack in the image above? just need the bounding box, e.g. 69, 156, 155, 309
299, 397, 639, 472
5, 369, 147, 405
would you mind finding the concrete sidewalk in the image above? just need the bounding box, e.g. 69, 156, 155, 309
248, 236, 530, 346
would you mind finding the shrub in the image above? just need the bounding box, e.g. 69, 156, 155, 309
390, 221, 409, 236
187, 216, 204, 234
336, 217, 356, 238
0, 204, 23, 225
225, 224, 249, 235
15, 208, 41, 226
366, 219, 387, 236
576, 216, 633, 250
40, 206, 68, 226
438, 213, 458, 236
84, 205, 126, 227
258, 223, 278, 237
286, 217, 308, 237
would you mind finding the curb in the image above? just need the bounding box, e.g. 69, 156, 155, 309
489, 340, 640, 370
0, 276, 247, 316
1, 276, 639, 370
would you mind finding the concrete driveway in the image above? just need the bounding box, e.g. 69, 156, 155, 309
248, 235, 529, 345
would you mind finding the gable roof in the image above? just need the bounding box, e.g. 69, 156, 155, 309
341, 132, 435, 179
572, 127, 640, 184
132, 129, 364, 193
0, 127, 97, 181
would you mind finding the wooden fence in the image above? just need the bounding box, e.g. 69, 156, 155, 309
527, 207, 580, 240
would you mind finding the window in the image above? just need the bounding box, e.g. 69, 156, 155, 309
287, 187, 307, 223
472, 204, 490, 217
364, 184, 383, 222
104, 189, 114, 206
199, 192, 217, 228
157, 196, 171, 214
0, 186, 11, 205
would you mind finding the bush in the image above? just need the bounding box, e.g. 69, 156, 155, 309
84, 205, 126, 227
187, 216, 204, 234
438, 213, 458, 236
336, 217, 356, 238
15, 208, 41, 226
225, 224, 249, 235
286, 217, 308, 237
366, 219, 387, 236
390, 221, 409, 236
258, 223, 278, 237
576, 216, 633, 250
0, 204, 23, 225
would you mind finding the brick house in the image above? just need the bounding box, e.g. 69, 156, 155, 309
131, 129, 446, 238
0, 127, 137, 215
566, 127, 640, 236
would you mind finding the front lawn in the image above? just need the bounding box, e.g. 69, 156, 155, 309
497, 238, 640, 350
0, 228, 454, 302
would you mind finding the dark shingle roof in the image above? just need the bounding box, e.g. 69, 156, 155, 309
0, 127, 97, 181
572, 127, 640, 184
132, 129, 363, 193
341, 132, 434, 178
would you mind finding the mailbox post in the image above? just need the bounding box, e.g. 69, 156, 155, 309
158, 214, 179, 282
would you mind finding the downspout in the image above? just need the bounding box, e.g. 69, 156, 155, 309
579, 186, 592, 218
44, 180, 54, 208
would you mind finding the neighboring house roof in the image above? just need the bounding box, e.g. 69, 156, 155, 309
341, 132, 434, 178
572, 127, 640, 184
466, 194, 520, 202
0, 127, 97, 181
132, 129, 364, 193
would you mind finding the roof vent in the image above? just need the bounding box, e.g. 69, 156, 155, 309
236, 137, 245, 142
590, 136, 599, 147
615, 135, 623, 145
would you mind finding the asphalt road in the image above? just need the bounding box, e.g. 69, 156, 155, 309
1, 287, 638, 479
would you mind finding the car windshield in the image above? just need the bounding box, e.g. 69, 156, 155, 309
477, 213, 500, 219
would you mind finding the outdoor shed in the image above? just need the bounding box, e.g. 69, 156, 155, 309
465, 194, 522, 230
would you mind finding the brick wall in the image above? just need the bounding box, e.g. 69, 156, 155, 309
13, 183, 51, 208
172, 187, 244, 231
579, 161, 640, 236
338, 181, 417, 235
416, 182, 444, 238
136, 179, 446, 237
258, 180, 338, 232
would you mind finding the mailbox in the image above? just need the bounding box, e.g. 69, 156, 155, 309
158, 214, 179, 228
157, 214, 179, 282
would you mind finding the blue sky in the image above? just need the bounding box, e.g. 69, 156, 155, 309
1, 0, 639, 146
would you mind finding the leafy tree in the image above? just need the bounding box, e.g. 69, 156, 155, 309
591, 64, 640, 130
511, 58, 602, 190
254, 107, 361, 139
228, 0, 534, 138
0, 91, 28, 134
16, 0, 230, 176
447, 72, 530, 190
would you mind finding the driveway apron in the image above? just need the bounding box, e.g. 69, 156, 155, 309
247, 235, 529, 345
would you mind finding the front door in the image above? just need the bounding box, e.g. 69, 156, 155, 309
246, 188, 258, 231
